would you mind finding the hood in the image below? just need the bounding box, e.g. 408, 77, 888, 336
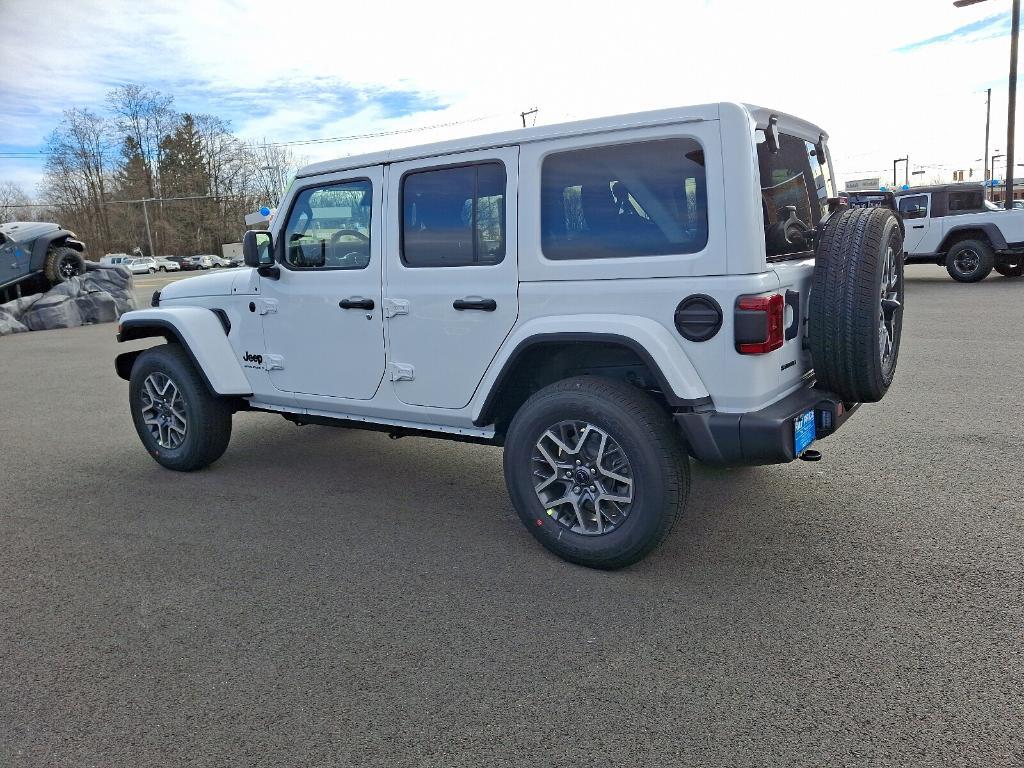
0, 221, 61, 242
162, 268, 244, 301
159, 269, 252, 300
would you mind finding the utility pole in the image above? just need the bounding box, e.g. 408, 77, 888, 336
1006, 0, 1020, 208
141, 198, 154, 257
520, 108, 538, 128
984, 87, 992, 189
955, 0, 1021, 208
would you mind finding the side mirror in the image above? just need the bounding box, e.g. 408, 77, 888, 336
243, 230, 274, 268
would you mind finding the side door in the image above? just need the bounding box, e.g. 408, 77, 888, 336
384, 148, 519, 409
259, 167, 386, 401
898, 193, 931, 253
0, 235, 22, 286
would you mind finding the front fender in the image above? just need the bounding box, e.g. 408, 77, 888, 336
116, 307, 252, 396
471, 314, 710, 424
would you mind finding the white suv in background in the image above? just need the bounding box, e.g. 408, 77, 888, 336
115, 103, 905, 568
123, 257, 158, 274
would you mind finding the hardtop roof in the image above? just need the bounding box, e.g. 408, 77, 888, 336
295, 103, 827, 179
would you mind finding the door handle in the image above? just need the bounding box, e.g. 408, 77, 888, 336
453, 297, 497, 311
339, 297, 375, 310
912, 225, 924, 229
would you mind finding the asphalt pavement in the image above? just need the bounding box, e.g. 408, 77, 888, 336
1, 265, 1022, 767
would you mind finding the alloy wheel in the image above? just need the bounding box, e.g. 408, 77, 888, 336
878, 243, 901, 375
140, 372, 188, 449
531, 420, 634, 535
953, 248, 981, 276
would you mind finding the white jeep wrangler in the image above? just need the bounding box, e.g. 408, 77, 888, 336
115, 103, 904, 569
896, 183, 1024, 282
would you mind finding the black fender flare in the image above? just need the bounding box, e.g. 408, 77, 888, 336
938, 223, 1007, 254
472, 332, 712, 428
30, 230, 85, 271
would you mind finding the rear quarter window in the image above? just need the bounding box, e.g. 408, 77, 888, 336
540, 138, 708, 260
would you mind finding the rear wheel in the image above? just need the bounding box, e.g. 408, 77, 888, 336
809, 207, 904, 403
995, 262, 1023, 277
503, 376, 688, 569
129, 344, 232, 471
43, 246, 86, 284
945, 239, 994, 282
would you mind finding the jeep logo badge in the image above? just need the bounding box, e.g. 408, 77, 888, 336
243, 351, 263, 366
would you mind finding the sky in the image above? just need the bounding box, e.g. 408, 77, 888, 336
0, 0, 1020, 194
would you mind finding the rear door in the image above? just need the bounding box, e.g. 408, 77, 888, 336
898, 193, 931, 253
384, 147, 519, 408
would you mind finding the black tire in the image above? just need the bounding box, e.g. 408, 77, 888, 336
995, 262, 1023, 278
129, 344, 232, 471
503, 376, 689, 569
158, 266, 166, 272
945, 239, 994, 282
809, 207, 904, 403
43, 246, 86, 284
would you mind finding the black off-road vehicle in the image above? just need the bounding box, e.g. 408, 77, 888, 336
0, 222, 88, 299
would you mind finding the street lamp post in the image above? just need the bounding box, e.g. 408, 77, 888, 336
893, 156, 909, 186
955, 0, 1021, 208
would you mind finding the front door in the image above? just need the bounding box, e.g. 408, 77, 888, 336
384, 147, 519, 409
260, 167, 386, 400
0, 237, 20, 287
898, 193, 931, 253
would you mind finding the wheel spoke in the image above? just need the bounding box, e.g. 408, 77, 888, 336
531, 420, 634, 536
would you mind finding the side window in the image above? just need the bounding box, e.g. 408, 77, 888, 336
541, 138, 708, 260
282, 179, 372, 270
401, 162, 506, 267
948, 190, 983, 212
898, 194, 928, 220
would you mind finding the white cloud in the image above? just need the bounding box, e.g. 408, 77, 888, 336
1, 0, 1021, 191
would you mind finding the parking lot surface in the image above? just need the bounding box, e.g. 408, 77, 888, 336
1, 266, 1022, 767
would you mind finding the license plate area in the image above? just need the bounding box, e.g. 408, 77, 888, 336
794, 409, 816, 455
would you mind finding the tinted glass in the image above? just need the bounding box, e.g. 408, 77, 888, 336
541, 138, 708, 260
283, 179, 372, 269
402, 162, 506, 267
758, 133, 836, 257
948, 190, 984, 212
898, 194, 928, 220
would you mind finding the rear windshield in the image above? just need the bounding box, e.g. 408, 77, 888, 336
757, 132, 834, 259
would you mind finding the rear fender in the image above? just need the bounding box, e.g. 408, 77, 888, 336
115, 307, 252, 395
939, 222, 1008, 252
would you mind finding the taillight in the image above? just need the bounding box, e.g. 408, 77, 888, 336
735, 293, 785, 354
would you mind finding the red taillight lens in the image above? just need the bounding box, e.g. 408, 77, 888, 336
736, 293, 785, 354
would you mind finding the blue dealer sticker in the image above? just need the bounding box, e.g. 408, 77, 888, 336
794, 410, 816, 455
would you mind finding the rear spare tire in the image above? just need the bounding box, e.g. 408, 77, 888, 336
44, 246, 86, 284
809, 207, 904, 404
945, 239, 994, 282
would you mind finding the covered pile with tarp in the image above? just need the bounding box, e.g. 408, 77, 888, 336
0, 266, 137, 336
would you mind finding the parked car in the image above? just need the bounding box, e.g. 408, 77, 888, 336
163, 256, 195, 271
0, 221, 88, 299
154, 257, 181, 272
895, 183, 1024, 280
187, 255, 214, 270
115, 102, 905, 569
207, 255, 234, 268
100, 253, 133, 267
123, 257, 158, 275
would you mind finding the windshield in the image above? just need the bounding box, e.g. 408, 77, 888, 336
757, 131, 834, 259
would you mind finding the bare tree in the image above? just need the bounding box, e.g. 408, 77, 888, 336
245, 140, 304, 208
42, 108, 116, 253
0, 181, 32, 223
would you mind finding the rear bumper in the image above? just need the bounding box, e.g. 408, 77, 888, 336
675, 382, 859, 465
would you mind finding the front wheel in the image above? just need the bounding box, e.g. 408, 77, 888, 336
503, 377, 688, 569
946, 240, 994, 282
129, 344, 233, 471
43, 246, 86, 284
